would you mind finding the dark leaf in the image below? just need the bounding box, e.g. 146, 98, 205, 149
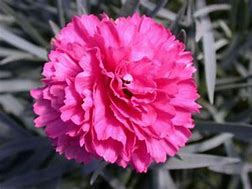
0, 161, 71, 189
0, 112, 30, 137
0, 137, 50, 161
90, 161, 108, 185
8, 147, 52, 176
57, 0, 65, 27
119, 0, 139, 16
196, 121, 252, 141
176, 29, 186, 43
100, 170, 126, 189
82, 159, 103, 175
147, 0, 168, 17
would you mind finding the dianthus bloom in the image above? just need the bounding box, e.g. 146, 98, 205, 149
31, 13, 200, 173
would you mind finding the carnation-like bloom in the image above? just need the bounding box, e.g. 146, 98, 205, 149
31, 13, 200, 173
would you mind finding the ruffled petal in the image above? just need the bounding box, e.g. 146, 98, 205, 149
30, 13, 200, 173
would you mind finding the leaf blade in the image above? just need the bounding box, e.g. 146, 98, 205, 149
197, 0, 216, 104
156, 153, 240, 170
0, 26, 47, 60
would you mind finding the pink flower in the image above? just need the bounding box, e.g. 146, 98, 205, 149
31, 13, 200, 173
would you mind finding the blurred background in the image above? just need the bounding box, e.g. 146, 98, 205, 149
0, 0, 252, 188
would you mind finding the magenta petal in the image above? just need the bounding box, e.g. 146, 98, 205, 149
93, 82, 127, 145
145, 138, 167, 163
131, 142, 151, 173
30, 13, 200, 173
45, 119, 68, 138
93, 137, 121, 163
94, 119, 127, 145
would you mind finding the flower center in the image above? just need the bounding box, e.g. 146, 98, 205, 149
122, 74, 133, 98
122, 73, 133, 84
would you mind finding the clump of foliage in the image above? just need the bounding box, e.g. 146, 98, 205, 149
0, 0, 252, 189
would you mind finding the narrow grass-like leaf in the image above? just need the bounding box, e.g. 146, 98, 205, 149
90, 161, 108, 185
57, 0, 65, 27
0, 14, 14, 23
197, 0, 216, 104
0, 161, 70, 189
148, 0, 168, 17
176, 29, 186, 44
170, 1, 187, 33
0, 27, 47, 60
82, 159, 103, 175
196, 121, 252, 141
0, 94, 24, 116
0, 47, 33, 57
209, 163, 252, 175
215, 39, 229, 51
0, 71, 11, 78
193, 4, 231, 18
49, 20, 60, 36
0, 112, 30, 137
218, 20, 232, 38
195, 20, 204, 42
216, 77, 240, 85
141, 0, 176, 21
221, 35, 252, 70
100, 170, 126, 189
119, 0, 139, 16
183, 0, 193, 27
62, 0, 72, 19
0, 79, 40, 93
0, 54, 39, 64
7, 147, 52, 176
241, 171, 251, 189
210, 163, 241, 174
224, 138, 239, 157
0, 1, 48, 47
230, 0, 250, 32
230, 0, 239, 30
151, 169, 177, 189
0, 137, 50, 161
182, 134, 233, 153
0, 48, 40, 63
76, 0, 88, 15
25, 0, 57, 14
220, 35, 242, 69
157, 153, 240, 170
215, 83, 252, 91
